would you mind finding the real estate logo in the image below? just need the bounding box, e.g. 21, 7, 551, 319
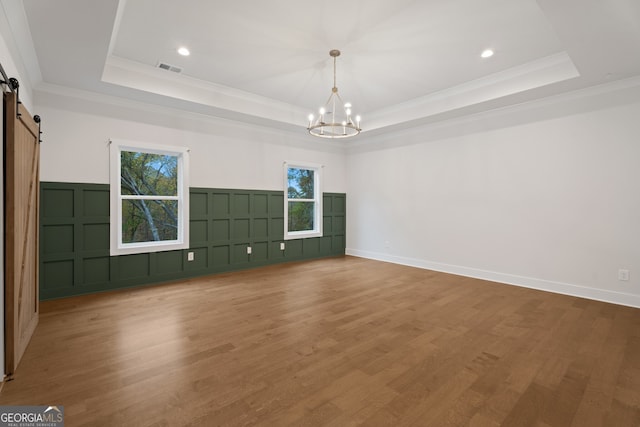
0, 405, 64, 427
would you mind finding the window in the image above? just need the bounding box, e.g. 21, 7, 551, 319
284, 162, 322, 240
110, 139, 189, 255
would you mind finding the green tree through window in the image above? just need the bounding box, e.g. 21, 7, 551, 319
284, 163, 322, 239
120, 151, 178, 243
110, 140, 189, 255
287, 167, 315, 232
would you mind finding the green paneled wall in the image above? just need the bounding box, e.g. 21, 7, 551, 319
40, 182, 346, 300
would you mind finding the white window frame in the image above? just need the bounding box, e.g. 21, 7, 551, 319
283, 161, 323, 240
110, 139, 189, 255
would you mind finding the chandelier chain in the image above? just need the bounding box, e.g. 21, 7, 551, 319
333, 55, 337, 90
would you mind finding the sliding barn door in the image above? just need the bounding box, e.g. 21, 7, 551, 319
4, 91, 40, 377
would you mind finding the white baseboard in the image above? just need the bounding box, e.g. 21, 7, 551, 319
345, 248, 640, 309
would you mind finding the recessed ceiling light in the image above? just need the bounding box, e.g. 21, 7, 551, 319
481, 49, 494, 58
177, 47, 190, 56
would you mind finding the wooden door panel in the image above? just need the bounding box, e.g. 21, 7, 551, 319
4, 91, 40, 377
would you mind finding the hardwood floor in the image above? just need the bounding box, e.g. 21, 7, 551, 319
1, 256, 639, 426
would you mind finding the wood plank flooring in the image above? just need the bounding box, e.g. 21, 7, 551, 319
1, 256, 639, 426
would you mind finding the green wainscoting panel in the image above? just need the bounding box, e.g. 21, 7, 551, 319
285, 239, 303, 257
83, 189, 109, 216
40, 182, 346, 300
212, 245, 230, 268
271, 241, 286, 259
186, 247, 208, 271
320, 236, 332, 253
42, 224, 74, 254
254, 193, 268, 215
233, 192, 251, 217
42, 260, 74, 290
190, 220, 208, 245
212, 219, 230, 242
190, 192, 208, 216
156, 251, 184, 275
118, 253, 150, 280
254, 218, 269, 239
83, 223, 110, 252
42, 188, 74, 217
83, 257, 110, 285
233, 219, 251, 240
233, 243, 251, 266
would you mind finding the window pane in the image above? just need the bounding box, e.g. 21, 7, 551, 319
288, 201, 315, 232
122, 199, 178, 243
121, 151, 178, 196
287, 168, 314, 199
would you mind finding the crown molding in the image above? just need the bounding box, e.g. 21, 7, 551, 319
34, 81, 346, 153
348, 75, 640, 154
364, 52, 579, 132
102, 55, 310, 129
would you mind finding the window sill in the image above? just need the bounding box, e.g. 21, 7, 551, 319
284, 231, 323, 240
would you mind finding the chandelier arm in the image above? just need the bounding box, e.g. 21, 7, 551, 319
334, 91, 354, 124
323, 91, 335, 108
333, 91, 346, 111
333, 92, 337, 127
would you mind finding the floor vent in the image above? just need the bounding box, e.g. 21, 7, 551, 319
157, 62, 182, 73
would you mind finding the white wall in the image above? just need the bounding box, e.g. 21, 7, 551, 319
0, 2, 34, 111
347, 79, 640, 308
36, 88, 347, 192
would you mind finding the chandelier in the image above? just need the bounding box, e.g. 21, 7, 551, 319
307, 49, 361, 138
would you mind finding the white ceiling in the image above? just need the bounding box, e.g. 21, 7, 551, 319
13, 0, 640, 136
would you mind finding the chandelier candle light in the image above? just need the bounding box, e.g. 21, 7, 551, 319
307, 49, 361, 138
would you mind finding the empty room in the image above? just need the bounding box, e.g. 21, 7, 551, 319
1, 0, 639, 425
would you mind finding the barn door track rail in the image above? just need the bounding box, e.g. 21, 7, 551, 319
0, 61, 42, 142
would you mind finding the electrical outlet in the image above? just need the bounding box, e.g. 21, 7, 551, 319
618, 269, 630, 281
187, 251, 194, 261
247, 246, 252, 255
280, 242, 285, 251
